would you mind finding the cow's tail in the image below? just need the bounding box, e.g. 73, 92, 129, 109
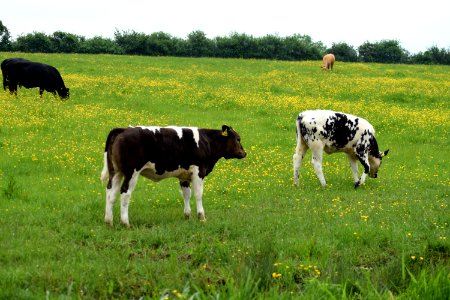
100, 128, 126, 184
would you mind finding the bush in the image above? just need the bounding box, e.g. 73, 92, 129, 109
328, 42, 358, 62
14, 32, 53, 53
80, 36, 122, 54
411, 46, 450, 65
358, 40, 409, 63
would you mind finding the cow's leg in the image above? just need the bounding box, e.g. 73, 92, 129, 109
180, 180, 192, 219
347, 154, 359, 185
293, 138, 308, 185
191, 167, 206, 221
355, 153, 370, 188
311, 144, 326, 186
119, 171, 140, 227
8, 82, 17, 95
39, 88, 44, 97
105, 173, 122, 226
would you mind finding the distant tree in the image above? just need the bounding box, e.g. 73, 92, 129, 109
50, 31, 82, 53
80, 36, 122, 54
187, 30, 213, 57
358, 41, 377, 62
286, 34, 325, 60
0, 20, 12, 51
256, 34, 284, 59
328, 42, 357, 62
411, 46, 450, 65
14, 32, 52, 53
114, 30, 149, 55
214, 33, 256, 58
146, 32, 176, 56
358, 40, 408, 63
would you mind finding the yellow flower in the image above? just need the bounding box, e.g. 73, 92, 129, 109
272, 272, 282, 278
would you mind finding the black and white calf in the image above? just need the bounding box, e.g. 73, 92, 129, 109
293, 110, 388, 188
100, 125, 246, 226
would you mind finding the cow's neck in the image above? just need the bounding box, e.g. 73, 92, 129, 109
200, 129, 228, 160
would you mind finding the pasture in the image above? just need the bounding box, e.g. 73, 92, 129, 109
0, 53, 449, 299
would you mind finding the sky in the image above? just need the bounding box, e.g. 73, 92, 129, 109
1, 0, 449, 54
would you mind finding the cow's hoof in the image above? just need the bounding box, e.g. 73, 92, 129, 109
184, 212, 191, 220
354, 181, 361, 189
120, 221, 130, 228
105, 218, 113, 226
198, 213, 206, 222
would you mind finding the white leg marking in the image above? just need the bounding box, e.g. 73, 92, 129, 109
120, 171, 140, 227
191, 167, 205, 221
311, 146, 326, 187
105, 174, 122, 226
358, 172, 368, 187
347, 154, 359, 184
180, 185, 192, 219
355, 154, 370, 188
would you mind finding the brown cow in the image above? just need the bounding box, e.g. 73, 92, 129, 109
321, 53, 335, 71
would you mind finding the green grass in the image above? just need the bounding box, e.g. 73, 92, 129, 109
0, 53, 449, 299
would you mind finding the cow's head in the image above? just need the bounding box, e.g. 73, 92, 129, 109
58, 87, 70, 100
368, 149, 389, 178
221, 125, 246, 159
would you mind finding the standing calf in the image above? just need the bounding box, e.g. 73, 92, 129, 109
293, 110, 388, 188
101, 125, 246, 227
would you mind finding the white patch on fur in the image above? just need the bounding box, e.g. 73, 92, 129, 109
190, 166, 205, 221
181, 186, 192, 218
133, 126, 161, 134
131, 125, 200, 147
166, 126, 200, 147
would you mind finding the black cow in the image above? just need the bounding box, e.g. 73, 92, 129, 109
1, 58, 69, 99
2, 58, 27, 91
100, 125, 246, 226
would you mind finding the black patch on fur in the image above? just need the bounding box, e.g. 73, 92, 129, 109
320, 113, 359, 148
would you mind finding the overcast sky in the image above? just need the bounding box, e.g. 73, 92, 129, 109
2, 0, 449, 54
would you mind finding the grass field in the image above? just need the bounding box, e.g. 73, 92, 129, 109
0, 53, 449, 299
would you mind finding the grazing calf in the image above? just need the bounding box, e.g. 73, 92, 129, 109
321, 53, 335, 70
100, 125, 246, 227
1, 58, 69, 99
293, 110, 388, 188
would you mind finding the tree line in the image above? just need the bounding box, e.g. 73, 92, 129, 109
0, 21, 449, 64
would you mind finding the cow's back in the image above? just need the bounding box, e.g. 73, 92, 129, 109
112, 127, 204, 176
298, 110, 374, 151
20, 62, 64, 88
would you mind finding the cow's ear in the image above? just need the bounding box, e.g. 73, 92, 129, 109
221, 125, 230, 137
380, 149, 389, 157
